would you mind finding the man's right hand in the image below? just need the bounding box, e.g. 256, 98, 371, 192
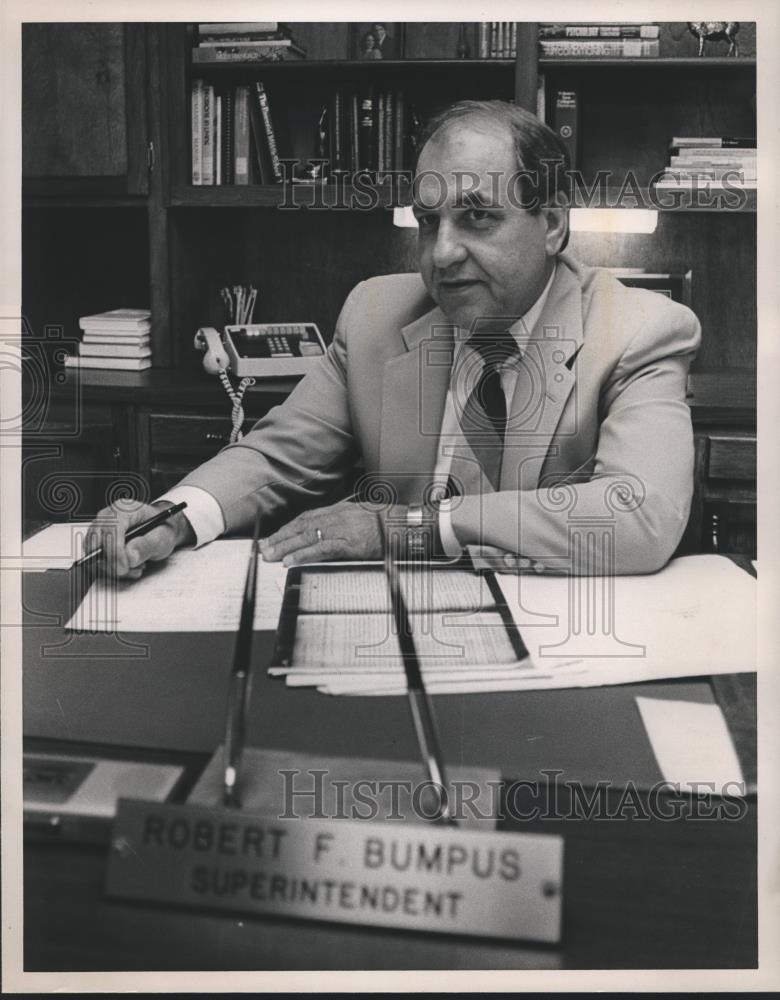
84, 500, 195, 580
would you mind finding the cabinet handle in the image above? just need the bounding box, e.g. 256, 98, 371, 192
710, 512, 720, 553
205, 432, 229, 444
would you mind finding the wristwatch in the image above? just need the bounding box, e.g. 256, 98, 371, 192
405, 503, 427, 558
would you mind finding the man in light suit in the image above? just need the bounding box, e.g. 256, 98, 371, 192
89, 100, 700, 577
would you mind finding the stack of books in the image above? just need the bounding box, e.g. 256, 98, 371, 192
66, 309, 152, 371
192, 22, 306, 63
538, 23, 660, 58
656, 137, 757, 193
477, 23, 518, 59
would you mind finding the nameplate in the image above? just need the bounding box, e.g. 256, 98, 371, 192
106, 800, 563, 944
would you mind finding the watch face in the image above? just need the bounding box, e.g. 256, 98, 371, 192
407, 526, 427, 555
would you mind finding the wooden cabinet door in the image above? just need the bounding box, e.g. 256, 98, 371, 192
22, 401, 142, 530
22, 23, 148, 196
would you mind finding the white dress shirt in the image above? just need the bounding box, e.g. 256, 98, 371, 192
160, 267, 556, 550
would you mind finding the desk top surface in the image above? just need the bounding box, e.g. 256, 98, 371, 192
23, 569, 725, 788
19, 567, 757, 972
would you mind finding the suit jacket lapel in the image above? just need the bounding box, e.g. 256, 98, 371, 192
502, 260, 584, 492
379, 305, 455, 503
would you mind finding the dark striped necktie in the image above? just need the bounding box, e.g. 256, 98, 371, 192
457, 330, 518, 491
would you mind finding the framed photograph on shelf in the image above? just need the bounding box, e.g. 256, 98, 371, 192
349, 22, 405, 60
608, 269, 693, 307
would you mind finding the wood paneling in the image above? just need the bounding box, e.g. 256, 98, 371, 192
23, 24, 127, 178
569, 212, 756, 371
168, 206, 419, 366
22, 207, 150, 343
708, 434, 756, 480
287, 22, 350, 61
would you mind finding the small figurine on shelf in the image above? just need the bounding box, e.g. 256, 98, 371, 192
294, 106, 328, 184
687, 21, 740, 56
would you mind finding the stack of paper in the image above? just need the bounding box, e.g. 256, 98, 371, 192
64, 546, 756, 698
278, 555, 755, 696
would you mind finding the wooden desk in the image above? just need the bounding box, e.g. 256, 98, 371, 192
22, 569, 757, 971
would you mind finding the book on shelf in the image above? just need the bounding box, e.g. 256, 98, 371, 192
82, 333, 151, 346
79, 343, 152, 359
198, 22, 285, 36
478, 23, 489, 58
221, 89, 234, 184
79, 309, 151, 331
669, 137, 756, 149
539, 23, 659, 39
64, 356, 152, 372
328, 90, 346, 176
192, 44, 305, 63
540, 38, 660, 57
662, 169, 755, 182
202, 84, 214, 186
654, 178, 756, 190
191, 79, 203, 185
553, 86, 578, 168
485, 22, 516, 59
194, 22, 305, 62
197, 36, 296, 48
669, 149, 756, 160
255, 82, 283, 182
536, 73, 546, 122
215, 94, 222, 186
660, 137, 758, 188
233, 84, 250, 185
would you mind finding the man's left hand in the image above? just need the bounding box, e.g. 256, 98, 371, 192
259, 500, 395, 565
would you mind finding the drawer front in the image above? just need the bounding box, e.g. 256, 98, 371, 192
149, 413, 250, 459
708, 435, 756, 481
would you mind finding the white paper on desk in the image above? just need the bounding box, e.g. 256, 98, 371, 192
290, 555, 754, 696
635, 696, 745, 794
497, 554, 756, 688
20, 522, 92, 571
66, 541, 288, 632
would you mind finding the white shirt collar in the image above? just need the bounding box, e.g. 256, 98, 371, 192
507, 262, 557, 348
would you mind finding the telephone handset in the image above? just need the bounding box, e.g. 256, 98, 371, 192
194, 327, 231, 375
194, 323, 326, 378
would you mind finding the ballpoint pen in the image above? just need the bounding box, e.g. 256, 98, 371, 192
73, 502, 188, 569
222, 513, 263, 808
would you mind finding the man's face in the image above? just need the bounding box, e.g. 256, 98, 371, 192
414, 121, 563, 331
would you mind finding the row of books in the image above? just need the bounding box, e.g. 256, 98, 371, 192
657, 137, 757, 190
191, 79, 284, 185
539, 22, 660, 58
191, 78, 415, 184
193, 21, 306, 63
477, 23, 518, 59
326, 89, 408, 176
65, 310, 152, 372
